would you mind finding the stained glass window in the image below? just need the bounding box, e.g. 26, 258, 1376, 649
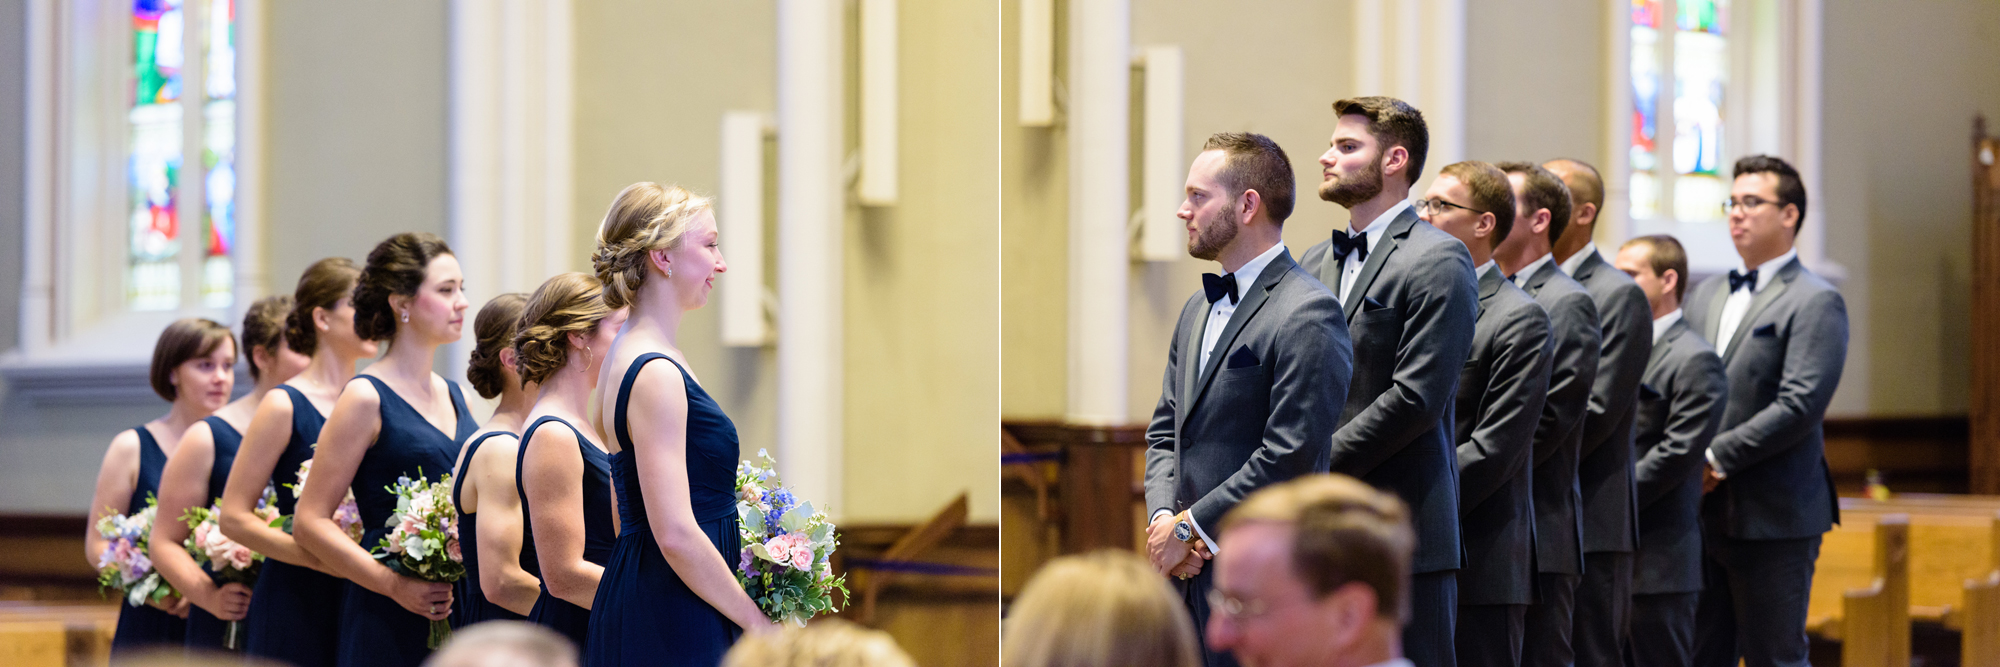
1630, 0, 1731, 223
128, 0, 234, 311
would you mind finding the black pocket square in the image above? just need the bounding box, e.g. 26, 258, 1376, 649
1226, 346, 1260, 369
1362, 297, 1389, 312
1752, 323, 1778, 338
1639, 383, 1663, 400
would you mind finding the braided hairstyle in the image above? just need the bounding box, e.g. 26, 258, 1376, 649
466, 293, 529, 399
352, 233, 455, 341
590, 182, 711, 310
512, 273, 612, 386
285, 257, 363, 355
240, 294, 295, 381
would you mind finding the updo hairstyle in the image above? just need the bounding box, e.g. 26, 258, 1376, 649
590, 182, 712, 310
240, 294, 295, 381
352, 232, 455, 341
466, 293, 529, 400
285, 257, 363, 356
512, 273, 612, 386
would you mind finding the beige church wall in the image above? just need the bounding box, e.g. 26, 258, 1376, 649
0, 0, 454, 514
1819, 0, 2000, 417
1000, 0, 1360, 424
0, 0, 24, 356
575, 0, 997, 524
1462, 0, 1609, 169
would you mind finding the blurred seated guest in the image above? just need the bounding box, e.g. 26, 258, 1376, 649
723, 619, 917, 667
1002, 550, 1201, 667
1205, 474, 1416, 667
424, 621, 578, 667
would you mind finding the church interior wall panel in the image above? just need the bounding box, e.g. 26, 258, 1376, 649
0, 0, 24, 357
1462, 0, 1608, 173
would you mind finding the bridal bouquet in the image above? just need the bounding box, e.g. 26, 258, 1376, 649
370, 470, 464, 648
276, 457, 364, 542
181, 485, 278, 649
735, 450, 849, 626
95, 494, 180, 608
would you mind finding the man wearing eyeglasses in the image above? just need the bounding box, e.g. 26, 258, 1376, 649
1493, 162, 1602, 667
1300, 97, 1478, 667
1417, 161, 1550, 667
1543, 157, 1653, 667
1205, 474, 1418, 667
1683, 155, 1847, 667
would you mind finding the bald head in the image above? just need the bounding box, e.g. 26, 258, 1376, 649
1543, 159, 1602, 222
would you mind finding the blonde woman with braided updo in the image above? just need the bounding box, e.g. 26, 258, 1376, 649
585, 182, 775, 666
513, 272, 628, 651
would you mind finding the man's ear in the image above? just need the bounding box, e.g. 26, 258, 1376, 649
1240, 189, 1264, 225
1382, 145, 1410, 181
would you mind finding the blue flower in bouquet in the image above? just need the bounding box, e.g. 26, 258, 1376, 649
732, 449, 849, 625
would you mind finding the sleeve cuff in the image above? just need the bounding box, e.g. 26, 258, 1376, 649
1152, 509, 1174, 524
1705, 450, 1727, 479
1187, 515, 1219, 555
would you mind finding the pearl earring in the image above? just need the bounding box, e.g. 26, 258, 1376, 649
666, 266, 673, 279
400, 311, 409, 323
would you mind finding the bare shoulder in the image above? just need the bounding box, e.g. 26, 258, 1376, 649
104, 428, 143, 459
257, 386, 299, 419
338, 376, 384, 408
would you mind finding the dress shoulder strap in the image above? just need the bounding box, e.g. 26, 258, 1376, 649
613, 353, 682, 452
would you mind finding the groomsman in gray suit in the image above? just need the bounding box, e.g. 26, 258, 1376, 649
1612, 234, 1728, 667
1494, 162, 1601, 667
1686, 156, 1847, 667
1546, 158, 1652, 666
1145, 132, 1354, 667
1422, 161, 1552, 667
1301, 96, 1478, 667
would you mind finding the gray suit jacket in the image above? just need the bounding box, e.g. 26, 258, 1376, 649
1632, 317, 1727, 594
1144, 250, 1354, 534
1570, 249, 1651, 554
1301, 207, 1477, 575
1455, 266, 1552, 605
1520, 261, 1600, 575
1684, 256, 1847, 540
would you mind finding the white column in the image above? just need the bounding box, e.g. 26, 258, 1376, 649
20, 0, 55, 354
777, 0, 845, 516
1421, 0, 1466, 173
234, 0, 268, 312
1017, 0, 1055, 127
1066, 0, 1130, 425
1792, 0, 1834, 278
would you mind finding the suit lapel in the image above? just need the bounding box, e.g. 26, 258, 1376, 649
1343, 208, 1417, 326
1523, 260, 1560, 298
1702, 279, 1729, 343
1720, 258, 1799, 365
1475, 265, 1501, 320
1176, 301, 1210, 436
1572, 247, 1605, 283
1649, 319, 1684, 370
1186, 251, 1294, 416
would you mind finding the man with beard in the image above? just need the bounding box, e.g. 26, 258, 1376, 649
1545, 158, 1651, 667
1146, 132, 1355, 667
1301, 97, 1478, 667
1495, 162, 1601, 667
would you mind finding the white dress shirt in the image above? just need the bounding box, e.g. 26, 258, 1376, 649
1200, 241, 1287, 371
1336, 200, 1410, 307
1164, 241, 1286, 553
1560, 244, 1601, 276
1712, 248, 1797, 358
1653, 308, 1684, 345
1510, 253, 1556, 290
1704, 248, 1796, 478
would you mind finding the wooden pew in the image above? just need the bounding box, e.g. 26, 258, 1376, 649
0, 602, 117, 667
1808, 495, 2000, 665
1836, 514, 1909, 667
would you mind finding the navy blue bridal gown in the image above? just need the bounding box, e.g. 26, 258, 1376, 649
336, 376, 475, 667
245, 385, 345, 666
110, 425, 188, 655
450, 430, 528, 627
185, 416, 245, 650
587, 353, 745, 666
518, 415, 615, 651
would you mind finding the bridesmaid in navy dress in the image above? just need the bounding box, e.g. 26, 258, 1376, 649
85, 318, 238, 654
295, 233, 475, 667
219, 258, 376, 666
585, 183, 778, 666
450, 292, 540, 626
513, 273, 628, 650
153, 296, 310, 650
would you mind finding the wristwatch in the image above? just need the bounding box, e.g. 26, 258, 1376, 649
1173, 515, 1195, 543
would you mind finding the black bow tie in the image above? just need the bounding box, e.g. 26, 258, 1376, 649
1728, 269, 1759, 293
1203, 273, 1239, 305
1329, 232, 1369, 263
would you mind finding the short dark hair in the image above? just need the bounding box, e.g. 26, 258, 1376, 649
1202, 132, 1297, 224
151, 318, 235, 402
1332, 96, 1429, 187
1497, 162, 1572, 244
353, 233, 456, 341
1545, 158, 1604, 213
466, 292, 528, 399
1439, 161, 1516, 250
1733, 154, 1808, 233
1621, 234, 1691, 301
